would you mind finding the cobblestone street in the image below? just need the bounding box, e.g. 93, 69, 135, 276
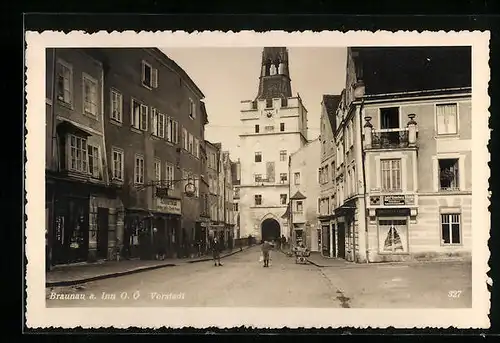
46, 247, 472, 308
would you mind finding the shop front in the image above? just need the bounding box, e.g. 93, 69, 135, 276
373, 208, 411, 261
155, 196, 182, 258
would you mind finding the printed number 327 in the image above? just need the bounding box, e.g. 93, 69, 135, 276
448, 290, 462, 298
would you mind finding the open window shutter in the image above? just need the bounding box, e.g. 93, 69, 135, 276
141, 62, 146, 83
151, 108, 157, 134
152, 68, 158, 88
141, 105, 148, 131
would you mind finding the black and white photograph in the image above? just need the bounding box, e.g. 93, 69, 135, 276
25, 31, 490, 329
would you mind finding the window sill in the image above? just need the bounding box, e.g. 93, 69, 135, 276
441, 243, 463, 247
142, 82, 153, 90
57, 99, 73, 110
110, 119, 122, 127
83, 111, 98, 119
435, 134, 460, 139
130, 127, 144, 134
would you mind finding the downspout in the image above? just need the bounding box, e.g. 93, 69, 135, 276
359, 99, 370, 264
100, 63, 109, 186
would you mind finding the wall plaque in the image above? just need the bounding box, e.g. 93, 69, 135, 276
383, 195, 406, 206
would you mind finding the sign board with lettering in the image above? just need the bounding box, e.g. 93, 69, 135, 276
383, 195, 406, 206
156, 198, 182, 215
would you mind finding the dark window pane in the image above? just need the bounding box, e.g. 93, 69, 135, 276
451, 224, 461, 244
442, 224, 450, 244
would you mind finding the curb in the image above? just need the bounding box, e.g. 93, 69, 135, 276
46, 245, 256, 288
306, 258, 471, 269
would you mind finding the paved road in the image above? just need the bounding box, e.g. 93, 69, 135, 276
46, 247, 472, 308
46, 247, 343, 308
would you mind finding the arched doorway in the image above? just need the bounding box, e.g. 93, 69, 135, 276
261, 218, 280, 242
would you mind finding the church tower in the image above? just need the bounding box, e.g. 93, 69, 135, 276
238, 47, 308, 242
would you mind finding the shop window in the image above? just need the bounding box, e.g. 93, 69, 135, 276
441, 214, 461, 245
439, 158, 460, 191
378, 219, 408, 254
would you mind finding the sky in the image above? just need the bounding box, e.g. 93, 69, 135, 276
162, 47, 347, 161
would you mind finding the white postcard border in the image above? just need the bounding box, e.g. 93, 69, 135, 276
25, 30, 491, 329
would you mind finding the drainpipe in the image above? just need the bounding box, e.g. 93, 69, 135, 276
100, 61, 109, 186
359, 99, 370, 264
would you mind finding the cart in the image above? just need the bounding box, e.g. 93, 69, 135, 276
293, 246, 310, 264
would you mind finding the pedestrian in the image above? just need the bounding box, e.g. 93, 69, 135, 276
261, 240, 272, 267
211, 235, 222, 266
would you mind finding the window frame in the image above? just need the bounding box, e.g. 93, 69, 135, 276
111, 147, 124, 181
87, 144, 101, 179
141, 60, 158, 89
279, 150, 287, 162
435, 103, 459, 136
82, 72, 99, 117
380, 158, 402, 192
154, 158, 162, 184
110, 89, 123, 123
280, 193, 287, 205
166, 162, 175, 190
280, 122, 285, 132
189, 98, 197, 119
134, 154, 145, 184
56, 59, 73, 106
254, 194, 262, 206
67, 134, 88, 174
254, 151, 262, 163
440, 213, 462, 246
294, 172, 301, 185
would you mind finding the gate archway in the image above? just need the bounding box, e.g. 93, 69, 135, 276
261, 218, 281, 242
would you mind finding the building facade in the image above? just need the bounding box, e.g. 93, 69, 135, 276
231, 160, 241, 239
87, 48, 206, 260
289, 138, 321, 251
239, 47, 308, 241
330, 47, 472, 263
46, 48, 123, 266
221, 151, 235, 248
317, 94, 342, 258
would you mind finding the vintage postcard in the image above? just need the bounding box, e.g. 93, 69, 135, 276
25, 30, 491, 329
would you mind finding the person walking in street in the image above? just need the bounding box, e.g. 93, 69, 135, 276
261, 240, 272, 267
211, 235, 222, 266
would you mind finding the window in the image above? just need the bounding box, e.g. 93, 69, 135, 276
151, 108, 165, 138
83, 73, 98, 116
173, 120, 179, 144
188, 134, 194, 154
380, 107, 400, 129
266, 98, 272, 108
318, 168, 321, 184
68, 135, 88, 173
436, 103, 458, 135
294, 172, 301, 185
281, 98, 288, 107
280, 194, 287, 205
254, 174, 262, 183
142, 61, 158, 89
134, 154, 145, 184
255, 152, 262, 163
280, 123, 285, 132
87, 144, 100, 179
234, 203, 239, 212
194, 175, 200, 197
166, 163, 175, 189
331, 162, 335, 181
194, 137, 200, 158
131, 99, 148, 131
111, 148, 124, 181
154, 159, 161, 184
255, 125, 260, 133
381, 159, 401, 191
296, 201, 303, 213
189, 98, 197, 119
279, 150, 287, 162
439, 159, 460, 191
254, 194, 262, 206
280, 173, 288, 183
182, 127, 188, 150
56, 60, 72, 105
110, 90, 123, 122
441, 213, 461, 245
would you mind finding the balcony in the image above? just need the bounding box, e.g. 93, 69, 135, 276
371, 128, 409, 149
364, 114, 418, 150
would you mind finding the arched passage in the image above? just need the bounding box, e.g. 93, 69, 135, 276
261, 218, 281, 242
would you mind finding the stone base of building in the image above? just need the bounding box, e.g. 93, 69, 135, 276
367, 250, 471, 263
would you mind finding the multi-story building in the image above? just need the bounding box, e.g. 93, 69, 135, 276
45, 48, 123, 266
197, 102, 211, 254
289, 138, 321, 251
331, 46, 472, 263
205, 140, 223, 238
221, 151, 235, 248
239, 47, 308, 242
87, 48, 206, 259
231, 160, 241, 239
317, 94, 342, 257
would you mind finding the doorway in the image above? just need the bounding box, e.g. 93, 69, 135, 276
337, 222, 346, 259
96, 207, 109, 259
261, 218, 280, 242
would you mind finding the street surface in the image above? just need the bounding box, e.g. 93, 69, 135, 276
46, 247, 471, 308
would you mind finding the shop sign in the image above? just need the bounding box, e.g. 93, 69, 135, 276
383, 195, 406, 206
156, 198, 181, 215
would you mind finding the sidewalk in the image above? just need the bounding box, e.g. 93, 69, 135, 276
46, 245, 256, 288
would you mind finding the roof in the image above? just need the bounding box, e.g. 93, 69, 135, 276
290, 190, 307, 200
322, 94, 341, 133
200, 101, 209, 125
351, 47, 471, 95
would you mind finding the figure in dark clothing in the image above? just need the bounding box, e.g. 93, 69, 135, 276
261, 241, 272, 267
211, 236, 222, 266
